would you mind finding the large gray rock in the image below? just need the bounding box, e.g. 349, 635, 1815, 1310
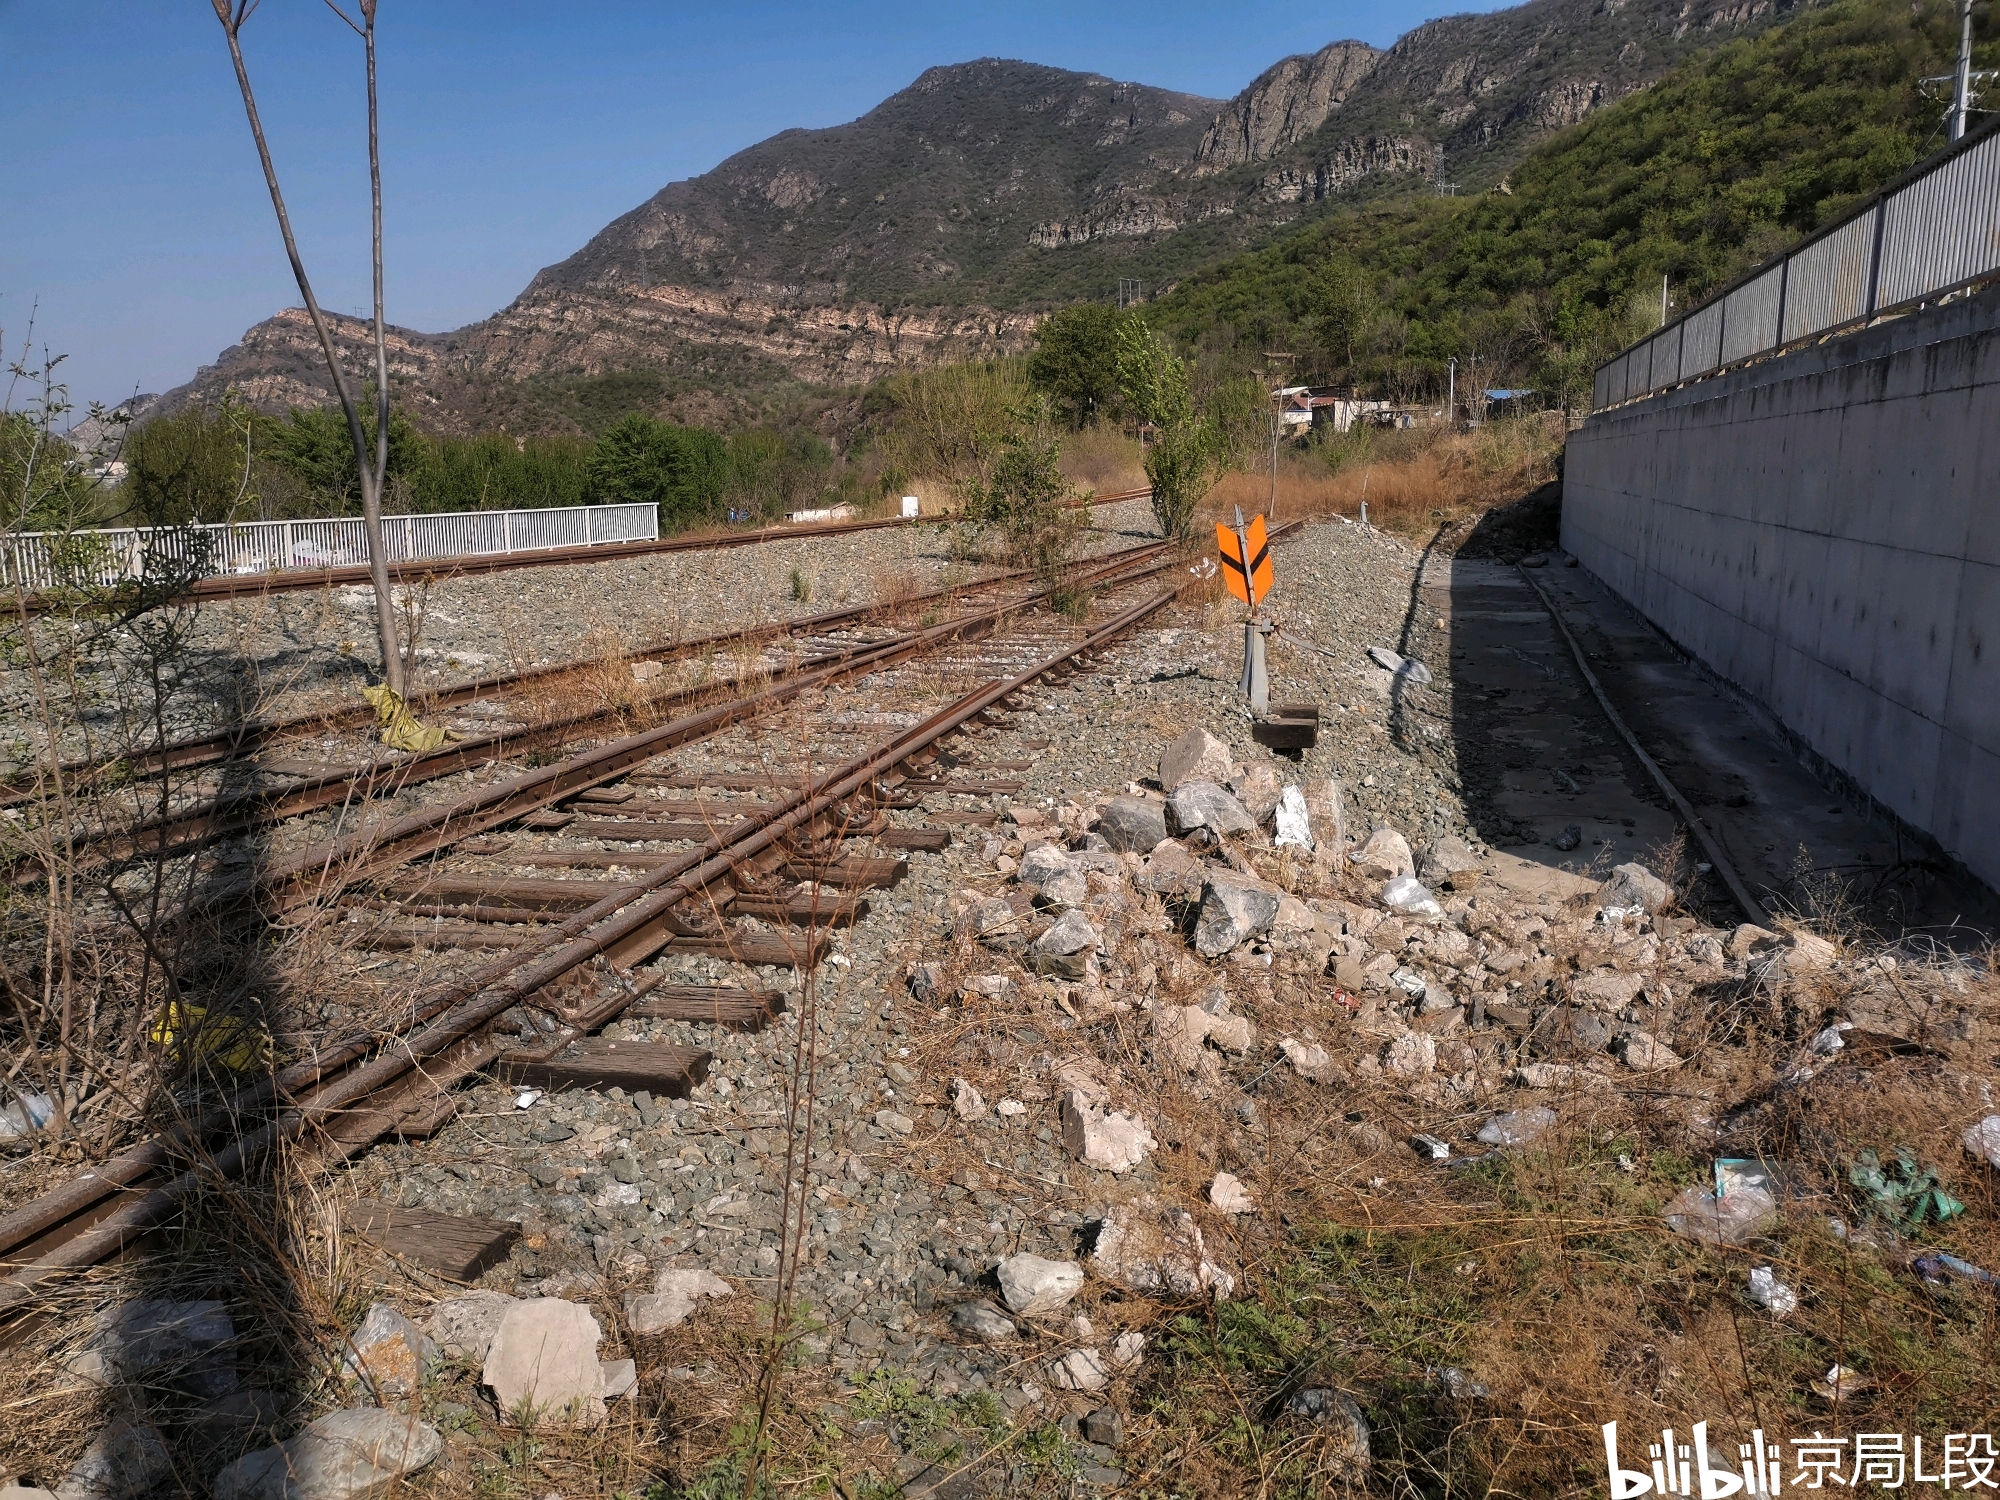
1017, 844, 1087, 908
1167, 781, 1256, 838
1059, 1089, 1155, 1173
425, 1291, 518, 1364
625, 1267, 733, 1335
483, 1298, 605, 1427
1420, 835, 1482, 886
1031, 910, 1099, 978
1283, 1389, 1371, 1470
1158, 728, 1233, 793
214, 1410, 441, 1500
996, 1253, 1084, 1317
341, 1303, 438, 1399
53, 1420, 170, 1500
1598, 863, 1671, 913
1194, 873, 1283, 957
951, 1300, 1017, 1342
1349, 826, 1415, 880
1096, 795, 1168, 853
1228, 763, 1283, 823
1138, 841, 1206, 898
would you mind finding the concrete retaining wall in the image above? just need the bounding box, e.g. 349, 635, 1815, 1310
1565, 285, 2000, 891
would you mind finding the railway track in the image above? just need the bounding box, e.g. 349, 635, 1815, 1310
2, 540, 1175, 865
0, 546, 1196, 1316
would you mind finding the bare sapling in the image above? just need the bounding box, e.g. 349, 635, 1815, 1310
210, 0, 406, 698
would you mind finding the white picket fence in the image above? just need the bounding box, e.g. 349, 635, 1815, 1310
2, 502, 659, 591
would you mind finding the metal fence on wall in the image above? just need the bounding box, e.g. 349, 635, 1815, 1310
1594, 115, 2000, 410
1, 501, 659, 592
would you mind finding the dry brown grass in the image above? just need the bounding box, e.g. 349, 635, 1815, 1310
1059, 425, 1149, 497
1199, 414, 1566, 542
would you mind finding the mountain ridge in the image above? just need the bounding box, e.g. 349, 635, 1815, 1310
159, 0, 1812, 432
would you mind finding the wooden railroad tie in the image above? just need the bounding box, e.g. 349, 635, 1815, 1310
926, 810, 1000, 827
875, 828, 951, 851
727, 893, 871, 927
664, 928, 831, 968
775, 856, 907, 889
379, 875, 640, 913
563, 817, 747, 842
500, 1038, 712, 1096
345, 1204, 521, 1282
626, 985, 786, 1031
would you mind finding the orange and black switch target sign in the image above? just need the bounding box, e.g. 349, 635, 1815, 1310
1216, 514, 1273, 607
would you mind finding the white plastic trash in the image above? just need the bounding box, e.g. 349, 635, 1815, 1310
1273, 785, 1313, 850
901, 496, 921, 518
1748, 1265, 1798, 1315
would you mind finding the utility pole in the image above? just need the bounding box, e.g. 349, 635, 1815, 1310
1661, 274, 1671, 327
1953, 0, 1976, 141
1447, 357, 1457, 427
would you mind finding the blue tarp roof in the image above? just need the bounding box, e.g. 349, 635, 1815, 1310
1483, 389, 1535, 399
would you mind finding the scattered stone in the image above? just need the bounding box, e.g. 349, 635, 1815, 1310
1281, 1038, 1342, 1084
1090, 1204, 1233, 1300
997, 1254, 1084, 1317
995, 1098, 1028, 1117
213, 1409, 441, 1500
1349, 826, 1415, 880
910, 963, 946, 1004
1227, 763, 1283, 823
53, 1420, 170, 1500
1083, 1407, 1125, 1447
1385, 1032, 1437, 1078
484, 1298, 606, 1427
1193, 872, 1283, 957
1572, 971, 1645, 1010
1204, 1011, 1255, 1054
1282, 1389, 1372, 1468
1614, 1031, 1682, 1072
1031, 910, 1099, 978
1138, 840, 1206, 898
1096, 795, 1169, 852
1166, 781, 1256, 838
952, 1078, 988, 1121
1420, 835, 1482, 887
1381, 876, 1443, 917
1549, 824, 1582, 852
626, 1267, 733, 1336
1440, 1367, 1491, 1401
1158, 728, 1233, 793
952, 1301, 1017, 1342
341, 1303, 439, 1400
1597, 863, 1671, 913
1512, 1062, 1607, 1090
1476, 1108, 1556, 1147
1272, 785, 1314, 850
1060, 1089, 1155, 1174
1727, 923, 1779, 960
1109, 1331, 1147, 1370
1017, 844, 1086, 908
601, 1358, 637, 1399
1152, 1005, 1211, 1070
1051, 1348, 1112, 1392
1785, 929, 1838, 970
1209, 1172, 1256, 1215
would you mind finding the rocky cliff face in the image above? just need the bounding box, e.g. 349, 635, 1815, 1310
1194, 42, 1383, 172
161, 0, 1813, 430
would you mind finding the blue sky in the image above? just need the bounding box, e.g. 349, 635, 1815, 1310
0, 1, 1512, 411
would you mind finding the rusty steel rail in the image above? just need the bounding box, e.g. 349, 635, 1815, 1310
14, 543, 1176, 870
0, 583, 1177, 1314
9, 487, 1156, 619
0, 534, 1168, 814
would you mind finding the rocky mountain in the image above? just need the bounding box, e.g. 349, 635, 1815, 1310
163, 0, 1812, 431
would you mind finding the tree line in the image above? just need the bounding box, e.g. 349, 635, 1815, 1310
111, 401, 852, 533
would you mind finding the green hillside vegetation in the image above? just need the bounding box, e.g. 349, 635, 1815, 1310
1147, 0, 1995, 408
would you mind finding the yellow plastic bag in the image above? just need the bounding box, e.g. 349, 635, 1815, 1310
360, 684, 457, 753
150, 1001, 271, 1073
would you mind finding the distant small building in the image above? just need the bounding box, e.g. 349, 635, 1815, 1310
1272, 386, 1398, 434
787, 502, 857, 524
